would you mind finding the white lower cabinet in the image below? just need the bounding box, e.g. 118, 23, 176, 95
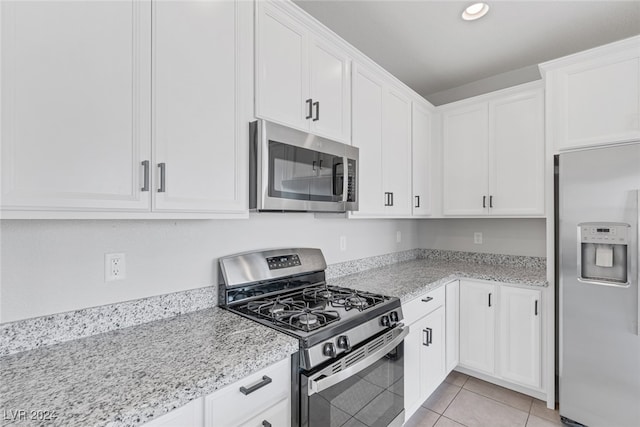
143, 358, 290, 427
459, 280, 543, 391
142, 398, 204, 427
498, 286, 542, 389
445, 281, 459, 373
459, 280, 497, 375
205, 357, 290, 427
403, 286, 447, 419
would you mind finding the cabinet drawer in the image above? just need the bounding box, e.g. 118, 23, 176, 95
241, 398, 290, 427
205, 358, 290, 427
403, 285, 445, 325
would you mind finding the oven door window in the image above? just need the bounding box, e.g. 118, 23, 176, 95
306, 344, 404, 427
268, 141, 343, 202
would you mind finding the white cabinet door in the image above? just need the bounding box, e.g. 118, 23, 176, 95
382, 88, 412, 216
459, 280, 496, 374
499, 286, 542, 389
442, 104, 489, 216
488, 89, 545, 216
556, 55, 640, 150
309, 36, 351, 143
152, 0, 245, 213
403, 318, 424, 418
420, 305, 447, 399
255, 2, 309, 131
351, 65, 385, 216
1, 1, 151, 211
445, 281, 460, 373
143, 398, 203, 427
411, 102, 432, 217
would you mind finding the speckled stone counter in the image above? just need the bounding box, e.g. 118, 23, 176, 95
0, 307, 298, 427
328, 257, 547, 303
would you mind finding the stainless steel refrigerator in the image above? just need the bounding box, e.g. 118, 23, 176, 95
558, 142, 640, 427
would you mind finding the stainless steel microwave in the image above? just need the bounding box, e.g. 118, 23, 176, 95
250, 120, 358, 213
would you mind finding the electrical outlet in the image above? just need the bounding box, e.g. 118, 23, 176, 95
396, 231, 402, 243
105, 253, 126, 282
339, 236, 347, 251
474, 232, 483, 244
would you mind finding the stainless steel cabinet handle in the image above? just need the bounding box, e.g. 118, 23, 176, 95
312, 160, 316, 171
427, 327, 433, 345
305, 98, 313, 119
141, 160, 150, 192
313, 101, 320, 121
421, 296, 433, 303
535, 300, 538, 316
415, 195, 420, 208
384, 192, 391, 206
489, 195, 493, 208
239, 375, 272, 395
488, 292, 492, 307
389, 192, 394, 206
157, 163, 166, 193
262, 421, 272, 427
483, 195, 486, 208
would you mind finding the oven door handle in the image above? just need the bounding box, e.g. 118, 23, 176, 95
307, 325, 409, 396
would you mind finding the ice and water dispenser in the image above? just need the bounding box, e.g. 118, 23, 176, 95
578, 223, 631, 287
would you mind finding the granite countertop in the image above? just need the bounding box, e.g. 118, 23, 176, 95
328, 258, 547, 303
0, 307, 298, 427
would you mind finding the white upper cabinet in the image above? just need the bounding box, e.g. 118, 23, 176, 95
382, 88, 413, 216
412, 101, 432, 217
489, 89, 545, 216
442, 103, 489, 216
441, 83, 545, 217
540, 36, 640, 152
256, 2, 351, 143
350, 64, 412, 218
1, 1, 152, 212
152, 0, 246, 213
351, 64, 385, 216
1, 0, 249, 218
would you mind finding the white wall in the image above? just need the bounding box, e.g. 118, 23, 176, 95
419, 218, 546, 257
0, 215, 418, 323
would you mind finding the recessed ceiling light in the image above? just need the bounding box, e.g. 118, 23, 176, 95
462, 2, 490, 21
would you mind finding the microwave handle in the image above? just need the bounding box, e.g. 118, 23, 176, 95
341, 156, 349, 203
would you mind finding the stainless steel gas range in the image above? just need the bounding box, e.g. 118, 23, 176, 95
218, 248, 407, 427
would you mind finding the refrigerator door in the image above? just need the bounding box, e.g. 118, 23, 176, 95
559, 142, 640, 427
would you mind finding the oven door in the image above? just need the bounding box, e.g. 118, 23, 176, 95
300, 325, 408, 427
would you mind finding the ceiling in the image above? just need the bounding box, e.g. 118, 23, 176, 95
293, 0, 640, 105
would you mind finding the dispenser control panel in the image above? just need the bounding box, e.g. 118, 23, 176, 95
580, 224, 628, 244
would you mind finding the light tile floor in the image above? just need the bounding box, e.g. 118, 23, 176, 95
405, 371, 562, 427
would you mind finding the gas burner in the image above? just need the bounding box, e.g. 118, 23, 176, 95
302, 284, 353, 303
283, 307, 340, 332
246, 298, 306, 319
297, 313, 318, 326
331, 291, 386, 311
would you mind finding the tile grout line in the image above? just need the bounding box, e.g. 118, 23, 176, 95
462, 388, 532, 418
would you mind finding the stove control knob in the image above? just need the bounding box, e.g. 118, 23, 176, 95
337, 335, 351, 351
323, 342, 337, 358
380, 315, 390, 327
389, 311, 399, 323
